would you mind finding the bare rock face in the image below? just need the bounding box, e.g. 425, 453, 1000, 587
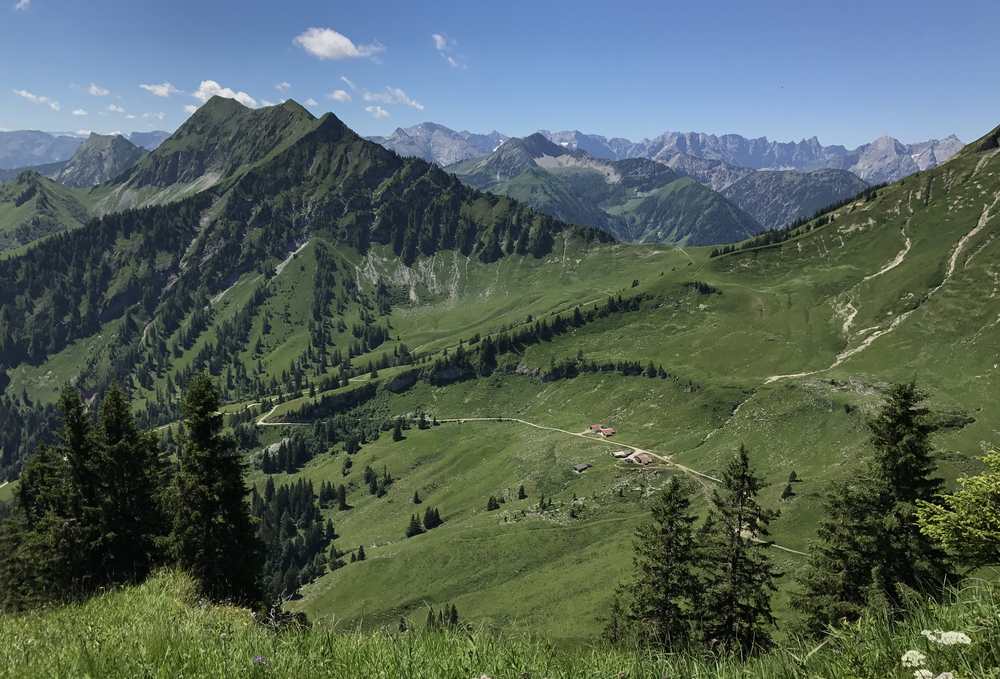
55, 133, 145, 187
369, 123, 508, 166
722, 169, 868, 229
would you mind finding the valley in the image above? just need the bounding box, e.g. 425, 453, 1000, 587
0, 97, 997, 644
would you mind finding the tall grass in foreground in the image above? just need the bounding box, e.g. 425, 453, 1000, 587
1, 570, 998, 678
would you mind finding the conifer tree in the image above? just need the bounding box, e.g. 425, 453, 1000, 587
171, 374, 262, 604
700, 445, 780, 655
94, 384, 167, 583
616, 477, 701, 650
797, 383, 954, 634
405, 514, 424, 538
412, 490, 422, 504
518, 485, 527, 500
356, 544, 366, 561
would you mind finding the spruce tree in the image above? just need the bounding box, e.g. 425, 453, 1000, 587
797, 383, 954, 634
356, 544, 366, 561
518, 485, 527, 500
617, 477, 701, 650
94, 384, 167, 584
405, 514, 424, 538
700, 445, 780, 656
171, 374, 262, 604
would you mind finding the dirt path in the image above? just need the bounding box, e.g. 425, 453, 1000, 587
274, 240, 310, 277
256, 402, 309, 427
863, 227, 912, 282
438, 416, 808, 557
766, 191, 1000, 384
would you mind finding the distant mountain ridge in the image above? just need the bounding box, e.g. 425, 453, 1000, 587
540, 129, 963, 184
369, 123, 508, 166
369, 122, 961, 186
448, 133, 763, 244
0, 130, 170, 170
54, 133, 146, 188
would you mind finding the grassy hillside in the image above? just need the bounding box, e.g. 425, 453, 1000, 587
1, 570, 997, 678
1, 105, 998, 643
0, 171, 92, 253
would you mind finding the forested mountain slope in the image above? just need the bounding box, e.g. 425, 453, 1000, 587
0, 102, 998, 641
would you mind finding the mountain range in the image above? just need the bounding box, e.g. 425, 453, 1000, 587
447, 133, 762, 244
372, 123, 962, 186
539, 129, 964, 184
369, 123, 508, 167
0, 129, 169, 169
0, 95, 997, 641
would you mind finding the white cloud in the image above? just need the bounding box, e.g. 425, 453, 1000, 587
365, 105, 389, 120
75, 129, 92, 136
363, 86, 423, 111
142, 111, 166, 121
261, 99, 276, 107
340, 76, 357, 91
275, 82, 291, 93
293, 27, 384, 60
140, 82, 180, 98
305, 97, 318, 107
88, 83, 110, 96
183, 104, 198, 114
107, 103, 125, 113
431, 32, 465, 68
125, 114, 136, 119
13, 89, 60, 111
328, 89, 351, 103
72, 108, 88, 116
14, 0, 30, 11
191, 80, 258, 108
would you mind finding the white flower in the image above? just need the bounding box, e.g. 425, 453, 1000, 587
902, 649, 927, 668
921, 629, 972, 645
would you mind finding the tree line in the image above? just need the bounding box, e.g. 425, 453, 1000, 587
0, 374, 262, 611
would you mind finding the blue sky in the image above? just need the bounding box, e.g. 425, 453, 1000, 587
1, 0, 998, 147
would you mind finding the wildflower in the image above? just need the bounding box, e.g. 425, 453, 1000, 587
253, 655, 268, 666
901, 649, 927, 668
921, 630, 972, 645
913, 671, 934, 679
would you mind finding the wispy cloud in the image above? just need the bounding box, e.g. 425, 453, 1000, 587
275, 82, 291, 94
142, 111, 166, 121
305, 97, 318, 107
14, 0, 30, 11
365, 105, 389, 120
431, 33, 465, 69
140, 82, 180, 98
363, 86, 423, 111
294, 27, 384, 60
72, 109, 88, 116
191, 80, 258, 108
328, 89, 352, 103
13, 89, 60, 111
183, 104, 198, 114
107, 103, 125, 113
340, 76, 357, 91
88, 83, 110, 96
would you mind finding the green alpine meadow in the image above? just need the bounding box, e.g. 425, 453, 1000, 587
2, 4, 999, 677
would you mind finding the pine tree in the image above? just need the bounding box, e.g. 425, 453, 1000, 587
94, 384, 167, 584
700, 445, 780, 655
171, 374, 262, 604
616, 477, 701, 650
518, 484, 527, 500
486, 496, 500, 511
405, 514, 425, 538
797, 383, 954, 634
392, 418, 404, 442
356, 544, 366, 561
412, 490, 422, 504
